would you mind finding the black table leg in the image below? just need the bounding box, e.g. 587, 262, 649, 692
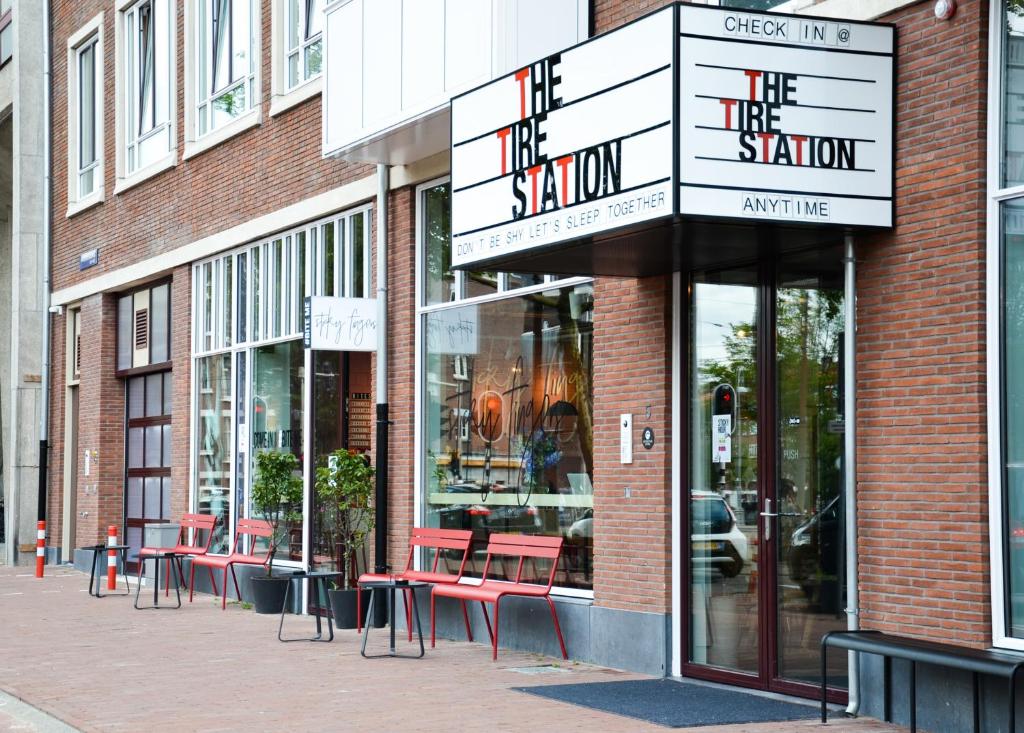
88, 549, 99, 597
134, 557, 145, 609
820, 640, 828, 724
360, 589, 376, 657
389, 586, 397, 655
360, 584, 426, 659
884, 655, 892, 722
909, 660, 916, 733
970, 671, 979, 733
409, 587, 424, 658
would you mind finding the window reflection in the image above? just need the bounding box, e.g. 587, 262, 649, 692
197, 353, 232, 554
423, 283, 595, 590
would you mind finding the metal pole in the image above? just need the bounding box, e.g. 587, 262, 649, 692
373, 164, 389, 582
38, 0, 53, 534
843, 233, 860, 715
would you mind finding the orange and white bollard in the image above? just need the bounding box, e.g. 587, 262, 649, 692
35, 520, 45, 578
107, 526, 118, 591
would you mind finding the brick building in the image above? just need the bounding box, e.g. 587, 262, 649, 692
35, 0, 1022, 731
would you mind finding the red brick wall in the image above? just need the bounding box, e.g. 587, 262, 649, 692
856, 0, 990, 645
592, 275, 674, 613
50, 0, 372, 295
170, 267, 192, 520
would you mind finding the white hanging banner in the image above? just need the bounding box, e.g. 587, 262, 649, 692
303, 296, 378, 351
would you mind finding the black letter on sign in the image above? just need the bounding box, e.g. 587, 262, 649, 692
602, 140, 622, 194
512, 171, 527, 219
738, 131, 757, 162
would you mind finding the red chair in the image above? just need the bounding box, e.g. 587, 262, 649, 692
189, 518, 273, 609
139, 513, 219, 597
356, 527, 474, 640
430, 533, 567, 661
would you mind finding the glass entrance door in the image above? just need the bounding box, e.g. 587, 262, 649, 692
686, 253, 847, 696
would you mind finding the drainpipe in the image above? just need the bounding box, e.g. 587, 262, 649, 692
843, 233, 859, 715
37, 0, 52, 533
373, 164, 389, 580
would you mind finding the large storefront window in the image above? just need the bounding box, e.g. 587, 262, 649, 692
192, 207, 370, 558
419, 179, 595, 591
994, 1, 1024, 647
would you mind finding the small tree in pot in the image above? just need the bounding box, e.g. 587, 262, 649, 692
315, 448, 374, 628
249, 450, 304, 613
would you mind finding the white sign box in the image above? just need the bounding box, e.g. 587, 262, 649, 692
303, 296, 378, 351
450, 4, 894, 268
450, 7, 675, 268
677, 5, 894, 227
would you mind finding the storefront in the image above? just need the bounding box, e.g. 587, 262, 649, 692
441, 1, 892, 696
190, 205, 373, 571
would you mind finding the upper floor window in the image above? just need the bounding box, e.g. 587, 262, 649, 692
67, 13, 105, 212
285, 0, 321, 91
0, 0, 11, 67
122, 0, 174, 175
195, 0, 257, 137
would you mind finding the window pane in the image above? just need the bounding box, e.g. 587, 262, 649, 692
118, 295, 134, 370
422, 284, 594, 590
145, 425, 162, 466
144, 476, 162, 518
306, 0, 323, 39
1004, 199, 1024, 635
128, 427, 145, 468
252, 246, 261, 340
162, 477, 172, 519
127, 477, 144, 519
1004, 7, 1024, 188
223, 256, 233, 347
78, 42, 97, 176
150, 284, 169, 362
231, 0, 251, 87
237, 251, 248, 342
196, 353, 233, 554
252, 340, 305, 562
273, 239, 283, 338
287, 0, 300, 50
162, 424, 172, 467
163, 371, 173, 414
466, 270, 498, 299
304, 39, 321, 80
128, 377, 145, 419
323, 222, 335, 296
507, 273, 545, 290
145, 373, 163, 416
423, 184, 454, 305
352, 213, 365, 298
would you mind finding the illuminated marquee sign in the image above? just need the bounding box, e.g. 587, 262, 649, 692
450, 4, 894, 269
450, 7, 675, 269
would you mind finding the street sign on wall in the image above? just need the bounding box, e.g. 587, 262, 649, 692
450, 7, 675, 269
449, 3, 894, 270
677, 5, 894, 227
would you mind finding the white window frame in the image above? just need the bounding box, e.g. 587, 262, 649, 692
413, 175, 595, 599
67, 14, 105, 217
114, 0, 177, 195
990, 0, 1024, 652
190, 205, 371, 562
270, 0, 322, 116
184, 0, 261, 159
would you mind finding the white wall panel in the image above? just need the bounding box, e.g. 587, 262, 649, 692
363, 0, 403, 128
402, 0, 444, 110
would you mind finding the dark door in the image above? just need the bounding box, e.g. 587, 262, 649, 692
684, 250, 847, 699
124, 372, 173, 571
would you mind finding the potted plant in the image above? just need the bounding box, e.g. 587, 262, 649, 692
249, 449, 304, 613
315, 448, 375, 628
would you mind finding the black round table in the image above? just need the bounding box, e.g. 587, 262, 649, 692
278, 570, 344, 643
357, 578, 429, 658
134, 551, 182, 609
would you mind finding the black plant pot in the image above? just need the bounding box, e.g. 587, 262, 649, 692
328, 588, 374, 629
250, 575, 290, 614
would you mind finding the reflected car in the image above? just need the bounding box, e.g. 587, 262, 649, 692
691, 491, 749, 578
788, 494, 841, 598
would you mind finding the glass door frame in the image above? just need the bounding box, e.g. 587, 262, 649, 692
679, 254, 848, 704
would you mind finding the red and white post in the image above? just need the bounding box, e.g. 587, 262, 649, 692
107, 525, 118, 591
35, 520, 45, 578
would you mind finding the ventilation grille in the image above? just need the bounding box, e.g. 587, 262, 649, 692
74, 333, 81, 376
134, 308, 149, 350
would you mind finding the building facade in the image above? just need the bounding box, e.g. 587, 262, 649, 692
39, 0, 1024, 730
1, 0, 48, 566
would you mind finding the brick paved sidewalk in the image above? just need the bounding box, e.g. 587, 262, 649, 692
0, 567, 905, 733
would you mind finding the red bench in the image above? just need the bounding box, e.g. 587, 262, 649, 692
357, 527, 474, 639
430, 533, 567, 661
139, 513, 218, 596
189, 518, 273, 609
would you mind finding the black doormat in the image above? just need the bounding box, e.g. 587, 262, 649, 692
514, 678, 819, 728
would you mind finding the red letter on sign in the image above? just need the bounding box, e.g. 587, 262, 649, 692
744, 70, 763, 102
757, 132, 775, 163
790, 135, 808, 166
497, 127, 511, 175
515, 68, 530, 120
720, 99, 737, 130
527, 165, 542, 214
556, 155, 573, 207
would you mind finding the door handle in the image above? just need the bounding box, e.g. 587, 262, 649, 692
759, 498, 777, 541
